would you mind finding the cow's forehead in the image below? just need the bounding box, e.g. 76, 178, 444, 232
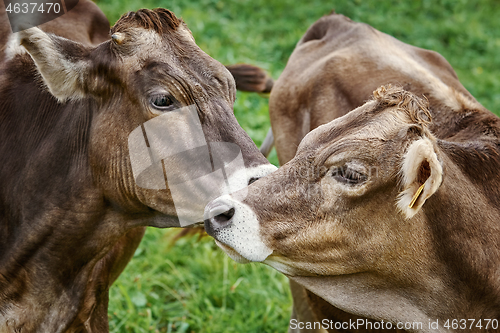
298, 102, 406, 156
128, 25, 194, 47
299, 85, 434, 161
113, 26, 197, 67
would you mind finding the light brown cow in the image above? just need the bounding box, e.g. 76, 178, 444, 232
267, 11, 494, 332
0, 6, 275, 333
206, 83, 500, 331
205, 12, 500, 333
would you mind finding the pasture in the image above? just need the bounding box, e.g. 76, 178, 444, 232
94, 0, 500, 332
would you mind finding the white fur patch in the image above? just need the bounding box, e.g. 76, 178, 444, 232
206, 194, 273, 262
19, 27, 88, 102
4, 33, 27, 61
178, 26, 196, 44
397, 138, 443, 219
131, 28, 163, 48
225, 163, 278, 201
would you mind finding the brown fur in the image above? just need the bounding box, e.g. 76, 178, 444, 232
212, 12, 500, 332
170, 226, 207, 245
225, 64, 274, 93
0, 6, 270, 333
225, 64, 275, 157
215, 87, 500, 331
111, 8, 181, 35
372, 85, 432, 126
269, 13, 476, 166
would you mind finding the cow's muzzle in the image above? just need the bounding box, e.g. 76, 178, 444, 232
204, 202, 235, 235
203, 193, 274, 262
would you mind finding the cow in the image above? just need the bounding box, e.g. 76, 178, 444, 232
204, 12, 500, 333
0, 5, 275, 333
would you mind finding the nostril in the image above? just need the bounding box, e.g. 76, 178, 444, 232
213, 207, 235, 226
248, 177, 259, 185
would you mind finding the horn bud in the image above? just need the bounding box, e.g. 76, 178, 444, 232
111, 33, 125, 45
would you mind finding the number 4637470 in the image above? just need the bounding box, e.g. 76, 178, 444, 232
443, 319, 499, 330
5, 2, 61, 14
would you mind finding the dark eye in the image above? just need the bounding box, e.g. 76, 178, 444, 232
150, 94, 175, 111
332, 167, 367, 185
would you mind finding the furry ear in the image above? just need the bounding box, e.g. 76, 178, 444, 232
18, 27, 91, 102
397, 138, 442, 219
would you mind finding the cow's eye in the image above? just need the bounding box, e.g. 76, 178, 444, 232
332, 167, 367, 185
150, 94, 175, 111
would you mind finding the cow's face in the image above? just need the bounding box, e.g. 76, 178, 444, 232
16, 9, 274, 227
205, 86, 443, 278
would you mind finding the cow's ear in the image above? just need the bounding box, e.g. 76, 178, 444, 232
18, 27, 90, 102
397, 137, 443, 219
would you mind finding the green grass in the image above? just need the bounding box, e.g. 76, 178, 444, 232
92, 0, 500, 332
108, 230, 291, 333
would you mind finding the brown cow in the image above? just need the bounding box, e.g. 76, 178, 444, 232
206, 84, 500, 331
268, 12, 490, 332
0, 6, 275, 333
1, 3, 145, 332
205, 13, 500, 333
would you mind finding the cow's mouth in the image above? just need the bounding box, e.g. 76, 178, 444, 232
214, 240, 251, 263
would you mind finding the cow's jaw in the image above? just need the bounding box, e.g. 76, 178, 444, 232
214, 240, 250, 263
263, 255, 315, 276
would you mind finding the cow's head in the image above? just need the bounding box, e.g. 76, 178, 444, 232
205, 86, 443, 277
15, 9, 275, 227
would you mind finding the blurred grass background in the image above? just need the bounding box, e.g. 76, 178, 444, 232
93, 0, 500, 332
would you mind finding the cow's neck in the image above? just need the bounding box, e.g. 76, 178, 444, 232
0, 82, 127, 331
423, 148, 500, 320
290, 273, 450, 333
0, 179, 122, 331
